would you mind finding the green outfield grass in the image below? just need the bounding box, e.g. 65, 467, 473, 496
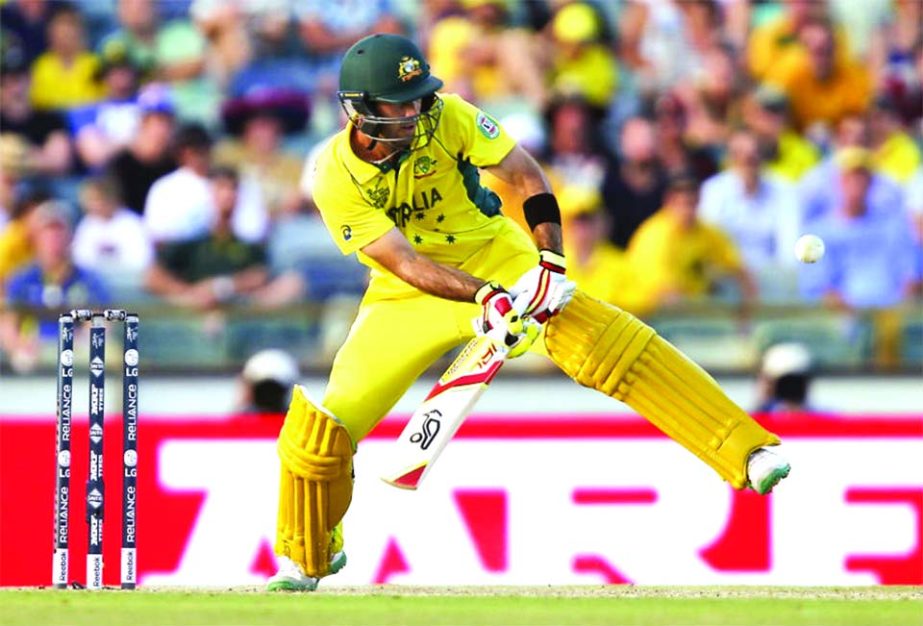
0, 586, 920, 626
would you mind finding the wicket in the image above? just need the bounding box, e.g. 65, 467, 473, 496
53, 309, 140, 590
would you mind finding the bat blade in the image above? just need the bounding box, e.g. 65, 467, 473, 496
382, 334, 507, 489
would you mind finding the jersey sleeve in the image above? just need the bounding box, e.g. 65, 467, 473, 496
312, 146, 394, 256
439, 94, 516, 168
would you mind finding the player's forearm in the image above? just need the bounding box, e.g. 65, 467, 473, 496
231, 267, 269, 294
363, 228, 487, 302
488, 145, 551, 198
391, 251, 484, 302
145, 264, 192, 297
486, 146, 564, 253
32, 134, 71, 175
532, 222, 563, 255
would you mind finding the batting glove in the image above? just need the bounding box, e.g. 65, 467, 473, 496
510, 250, 576, 319
474, 281, 538, 357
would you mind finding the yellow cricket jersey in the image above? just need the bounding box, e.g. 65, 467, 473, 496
766, 130, 820, 182
311, 93, 517, 299
747, 15, 850, 82
628, 209, 743, 303
747, 15, 799, 81
764, 52, 871, 131
563, 241, 649, 316
30, 52, 104, 111
552, 44, 618, 109
873, 132, 922, 184
0, 220, 34, 286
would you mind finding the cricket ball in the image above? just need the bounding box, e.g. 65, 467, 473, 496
795, 234, 825, 264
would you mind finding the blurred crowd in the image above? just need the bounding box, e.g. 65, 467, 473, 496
1, 0, 922, 373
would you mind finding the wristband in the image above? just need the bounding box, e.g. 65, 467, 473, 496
523, 193, 562, 231
538, 249, 566, 272
474, 281, 504, 305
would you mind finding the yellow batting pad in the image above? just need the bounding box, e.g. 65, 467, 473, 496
276, 386, 354, 577
546, 292, 779, 488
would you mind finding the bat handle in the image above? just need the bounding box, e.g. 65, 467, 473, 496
504, 311, 551, 346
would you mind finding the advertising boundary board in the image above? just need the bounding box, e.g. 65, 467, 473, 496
1, 413, 920, 587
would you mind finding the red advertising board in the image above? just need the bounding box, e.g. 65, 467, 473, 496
1, 414, 920, 587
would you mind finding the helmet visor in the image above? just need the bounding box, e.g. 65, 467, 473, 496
339, 93, 444, 150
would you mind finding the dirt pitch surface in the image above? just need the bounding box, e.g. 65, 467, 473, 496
1, 585, 920, 626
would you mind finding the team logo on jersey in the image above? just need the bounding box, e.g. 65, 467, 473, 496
476, 112, 500, 139
341, 225, 352, 241
413, 156, 437, 178
398, 56, 423, 82
366, 185, 389, 209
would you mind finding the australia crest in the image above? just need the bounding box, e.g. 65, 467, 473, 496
398, 56, 423, 82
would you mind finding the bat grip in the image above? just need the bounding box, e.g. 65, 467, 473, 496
504, 310, 552, 346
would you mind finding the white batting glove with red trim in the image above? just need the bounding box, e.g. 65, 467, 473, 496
476, 281, 523, 339
510, 250, 576, 320
474, 281, 539, 357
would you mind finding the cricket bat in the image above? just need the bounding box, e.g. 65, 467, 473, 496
381, 333, 510, 490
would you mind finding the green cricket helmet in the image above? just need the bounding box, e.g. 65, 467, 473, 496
338, 34, 444, 145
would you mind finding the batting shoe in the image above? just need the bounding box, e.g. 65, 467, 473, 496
747, 447, 791, 495
267, 525, 347, 592
267, 556, 319, 592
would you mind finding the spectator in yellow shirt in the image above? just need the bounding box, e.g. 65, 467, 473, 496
428, 0, 547, 110
29, 6, 104, 111
0, 191, 51, 299
629, 172, 757, 311
747, 0, 828, 81
870, 94, 922, 185
558, 184, 646, 316
741, 85, 819, 182
549, 1, 618, 109
763, 16, 872, 133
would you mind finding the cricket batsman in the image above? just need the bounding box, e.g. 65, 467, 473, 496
268, 34, 790, 591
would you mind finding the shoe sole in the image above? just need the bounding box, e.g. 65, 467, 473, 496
266, 552, 347, 593
330, 551, 347, 574
755, 463, 791, 495
266, 578, 318, 592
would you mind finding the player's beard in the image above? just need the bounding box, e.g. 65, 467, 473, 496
364, 108, 442, 164
358, 124, 415, 165
380, 122, 417, 150
365, 98, 443, 149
